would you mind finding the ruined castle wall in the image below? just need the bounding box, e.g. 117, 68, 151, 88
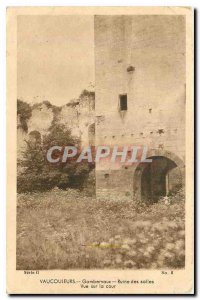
77, 95, 95, 146
27, 103, 54, 135
17, 104, 54, 159
59, 104, 80, 138
17, 94, 95, 159
58, 94, 95, 146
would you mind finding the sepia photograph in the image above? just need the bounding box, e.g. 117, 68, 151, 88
7, 6, 194, 294
16, 13, 186, 271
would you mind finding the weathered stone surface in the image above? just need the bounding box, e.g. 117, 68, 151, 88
94, 16, 185, 201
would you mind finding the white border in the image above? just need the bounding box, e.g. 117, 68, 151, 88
1, 1, 197, 299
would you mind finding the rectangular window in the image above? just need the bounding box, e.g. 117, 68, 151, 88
119, 94, 127, 111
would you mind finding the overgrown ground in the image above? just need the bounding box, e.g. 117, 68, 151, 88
17, 189, 185, 270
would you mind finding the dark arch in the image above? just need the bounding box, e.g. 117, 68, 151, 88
133, 150, 185, 202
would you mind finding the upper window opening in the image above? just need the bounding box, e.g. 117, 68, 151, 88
119, 94, 127, 111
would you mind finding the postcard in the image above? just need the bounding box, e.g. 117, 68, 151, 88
7, 6, 194, 294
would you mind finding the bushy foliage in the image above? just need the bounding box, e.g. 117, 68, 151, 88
17, 124, 94, 193
79, 89, 95, 99
82, 169, 96, 196
17, 99, 32, 132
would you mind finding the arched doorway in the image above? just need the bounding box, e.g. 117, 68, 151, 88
133, 150, 185, 203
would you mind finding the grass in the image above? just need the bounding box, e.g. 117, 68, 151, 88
17, 188, 185, 270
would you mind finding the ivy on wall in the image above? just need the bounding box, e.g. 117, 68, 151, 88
17, 99, 32, 132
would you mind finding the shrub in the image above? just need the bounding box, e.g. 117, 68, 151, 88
17, 124, 94, 193
83, 169, 96, 196
17, 99, 32, 132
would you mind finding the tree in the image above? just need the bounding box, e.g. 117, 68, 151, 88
17, 99, 32, 132
17, 123, 94, 193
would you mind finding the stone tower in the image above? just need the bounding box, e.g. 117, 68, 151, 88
95, 15, 185, 201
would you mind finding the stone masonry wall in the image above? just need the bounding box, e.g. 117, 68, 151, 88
17, 93, 95, 159
95, 15, 186, 199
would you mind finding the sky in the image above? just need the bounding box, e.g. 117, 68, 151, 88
17, 15, 94, 106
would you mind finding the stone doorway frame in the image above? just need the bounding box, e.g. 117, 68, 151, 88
133, 149, 185, 202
